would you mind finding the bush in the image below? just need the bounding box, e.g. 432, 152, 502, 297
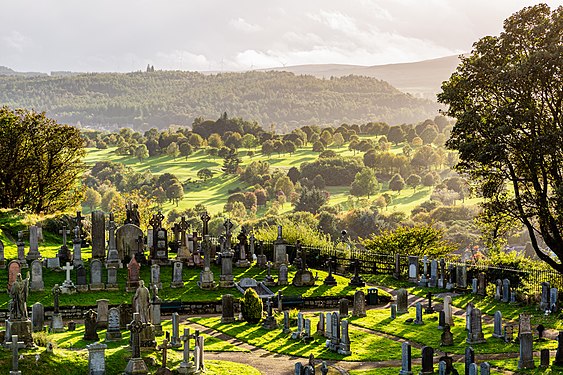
240, 288, 263, 323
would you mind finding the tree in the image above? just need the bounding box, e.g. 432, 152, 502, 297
0, 107, 85, 213
387, 126, 405, 145
84, 188, 102, 211
406, 174, 422, 191
166, 182, 184, 206
207, 133, 224, 149
197, 168, 214, 182
350, 168, 379, 198
294, 186, 328, 214
221, 148, 241, 174
179, 142, 193, 160
312, 141, 325, 153
166, 142, 179, 159
135, 144, 149, 162
438, 4, 563, 271
389, 174, 405, 193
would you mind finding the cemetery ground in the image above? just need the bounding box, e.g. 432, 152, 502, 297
0, 255, 561, 374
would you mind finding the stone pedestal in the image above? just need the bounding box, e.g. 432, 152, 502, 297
50, 313, 64, 333
292, 269, 315, 287
5, 320, 33, 348
124, 358, 149, 375
178, 362, 195, 375
198, 270, 216, 290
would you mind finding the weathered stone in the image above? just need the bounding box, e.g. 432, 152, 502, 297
30, 260, 44, 291
397, 288, 408, 314
89, 259, 105, 290
105, 307, 122, 342
91, 211, 106, 259
31, 302, 44, 333
87, 342, 107, 375
352, 290, 366, 318
116, 223, 143, 261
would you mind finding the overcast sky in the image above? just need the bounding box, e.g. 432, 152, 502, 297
1, 0, 562, 73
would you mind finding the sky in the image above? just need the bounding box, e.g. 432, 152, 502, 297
1, 0, 563, 73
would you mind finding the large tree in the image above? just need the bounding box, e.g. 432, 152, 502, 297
438, 4, 563, 271
0, 107, 85, 213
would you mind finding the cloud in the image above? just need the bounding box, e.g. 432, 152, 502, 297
155, 50, 210, 71
229, 18, 262, 33
1, 31, 30, 52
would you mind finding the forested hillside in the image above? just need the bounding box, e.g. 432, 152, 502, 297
0, 70, 440, 130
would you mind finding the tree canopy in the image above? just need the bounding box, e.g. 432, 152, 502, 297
438, 4, 563, 272
0, 107, 85, 213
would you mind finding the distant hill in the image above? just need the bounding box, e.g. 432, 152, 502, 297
0, 65, 47, 77
0, 70, 440, 131
259, 55, 464, 99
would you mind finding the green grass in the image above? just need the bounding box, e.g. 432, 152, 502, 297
191, 313, 408, 362
488, 358, 563, 374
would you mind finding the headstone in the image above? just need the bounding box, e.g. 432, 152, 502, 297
504, 325, 514, 343
6, 335, 25, 375
219, 244, 234, 288
399, 342, 413, 375
495, 279, 502, 300
179, 328, 195, 373
105, 307, 122, 341
317, 312, 325, 335
397, 288, 408, 314
339, 298, 349, 316
439, 259, 446, 288
540, 282, 550, 312
540, 348, 550, 368
198, 235, 216, 289
465, 302, 474, 331
195, 335, 205, 371
292, 312, 304, 340
157, 338, 173, 374
60, 262, 76, 294
429, 259, 438, 288
278, 264, 289, 286
0, 239, 5, 269
273, 225, 288, 266
91, 211, 106, 259
414, 302, 423, 325
444, 295, 454, 326
420, 346, 434, 375
124, 313, 149, 375
170, 312, 182, 348
87, 342, 107, 375
441, 324, 454, 346
68, 321, 76, 331
518, 332, 535, 369
7, 261, 21, 292
221, 294, 235, 323
262, 261, 276, 287
30, 259, 44, 291
75, 264, 88, 291
466, 307, 486, 344
425, 292, 434, 314
555, 331, 563, 366
502, 279, 510, 303
493, 311, 503, 338
471, 278, 478, 294
302, 318, 312, 341
438, 361, 446, 375
105, 214, 122, 268
480, 362, 490, 375
83, 309, 99, 341
176, 216, 191, 262
26, 225, 41, 261
31, 302, 44, 332
446, 264, 455, 290
283, 311, 291, 334
477, 272, 486, 296
391, 304, 397, 319
338, 319, 351, 355
468, 363, 478, 375
116, 223, 144, 262
352, 290, 366, 318
325, 312, 332, 339
419, 255, 428, 287
456, 264, 467, 289
519, 314, 532, 336
89, 259, 105, 290
149, 213, 169, 265
126, 257, 141, 292
151, 264, 162, 289
97, 299, 109, 329
106, 266, 118, 290
170, 260, 184, 288
408, 256, 419, 283
393, 253, 401, 279
46, 257, 60, 269
330, 312, 340, 351
464, 346, 475, 375
72, 225, 83, 266
551, 287, 559, 312
150, 285, 163, 336
50, 284, 64, 333
438, 310, 445, 330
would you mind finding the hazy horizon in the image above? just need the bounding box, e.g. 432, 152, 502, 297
2, 0, 563, 73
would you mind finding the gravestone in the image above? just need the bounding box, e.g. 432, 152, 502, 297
105, 307, 122, 341
425, 292, 434, 314
83, 309, 99, 341
495, 279, 502, 300
438, 361, 446, 375
414, 302, 423, 325
126, 257, 141, 292
540, 282, 550, 312
283, 311, 291, 334
26, 225, 41, 261
292, 312, 304, 340
0, 239, 5, 269
151, 264, 162, 289
551, 287, 559, 312
477, 272, 486, 296
540, 348, 550, 368
7, 261, 21, 291
408, 256, 419, 283
444, 295, 454, 326
493, 311, 503, 338
471, 278, 477, 294
179, 328, 195, 374
480, 362, 491, 375
466, 308, 486, 344
391, 304, 397, 319
420, 346, 434, 375
125, 313, 149, 375
176, 216, 191, 262
219, 244, 234, 288
105, 214, 122, 268
198, 235, 216, 289
399, 342, 413, 375
555, 331, 563, 366
170, 261, 184, 288
106, 266, 118, 290
278, 264, 289, 286
195, 335, 205, 371
72, 226, 83, 266
338, 320, 351, 355
446, 264, 455, 290
262, 261, 276, 287
325, 312, 332, 339
317, 312, 325, 335
61, 262, 76, 294
465, 302, 474, 331
419, 256, 428, 287
157, 339, 173, 374
504, 325, 514, 343
16, 231, 27, 268
468, 363, 478, 375
116, 223, 144, 262
519, 314, 532, 337
464, 346, 475, 375
502, 279, 510, 303
221, 294, 235, 323
438, 310, 445, 330
91, 211, 106, 259
150, 285, 163, 336
518, 332, 535, 369
330, 312, 340, 351
89, 259, 105, 290
7, 335, 25, 375
352, 290, 366, 318
456, 264, 467, 289
393, 253, 401, 279
397, 288, 408, 314
120, 304, 133, 330
439, 258, 446, 288
149, 213, 169, 265
31, 302, 44, 332
87, 342, 107, 375
302, 318, 312, 341
273, 225, 288, 267
339, 298, 349, 316
30, 259, 44, 291
429, 259, 438, 288
75, 264, 88, 291
50, 284, 64, 333
441, 324, 454, 346
170, 312, 182, 348
97, 299, 109, 329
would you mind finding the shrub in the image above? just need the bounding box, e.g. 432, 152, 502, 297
240, 288, 263, 323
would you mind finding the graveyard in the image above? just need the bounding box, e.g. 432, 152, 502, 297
0, 208, 560, 374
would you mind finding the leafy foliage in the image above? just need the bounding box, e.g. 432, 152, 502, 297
240, 288, 263, 324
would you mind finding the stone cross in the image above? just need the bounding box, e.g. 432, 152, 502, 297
223, 219, 233, 249
128, 313, 146, 359
59, 226, 70, 247
158, 338, 172, 369
73, 211, 85, 237
7, 335, 25, 373
201, 211, 210, 236
179, 216, 189, 241
180, 328, 192, 365
63, 262, 74, 283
